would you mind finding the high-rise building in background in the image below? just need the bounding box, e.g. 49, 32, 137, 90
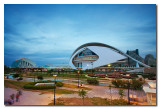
126, 49, 144, 66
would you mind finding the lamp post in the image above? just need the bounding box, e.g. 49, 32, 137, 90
77, 70, 80, 88
53, 74, 57, 105
77, 68, 82, 88
126, 74, 130, 105
91, 62, 93, 74
87, 64, 89, 70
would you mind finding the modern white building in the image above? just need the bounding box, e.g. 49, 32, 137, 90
69, 42, 150, 70
143, 82, 156, 105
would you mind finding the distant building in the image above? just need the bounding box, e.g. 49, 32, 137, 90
144, 54, 156, 66
69, 42, 149, 70
143, 82, 156, 105
11, 58, 37, 68
126, 49, 144, 66
144, 67, 156, 74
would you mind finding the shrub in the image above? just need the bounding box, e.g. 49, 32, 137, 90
87, 78, 99, 85
111, 99, 128, 105
88, 73, 97, 77
23, 80, 63, 90
112, 79, 144, 90
142, 73, 156, 80
37, 75, 43, 80
23, 84, 34, 89
130, 73, 138, 78
17, 77, 23, 81
13, 74, 20, 78
111, 79, 128, 88
56, 81, 63, 87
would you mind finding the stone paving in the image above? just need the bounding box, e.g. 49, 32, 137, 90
4, 80, 147, 105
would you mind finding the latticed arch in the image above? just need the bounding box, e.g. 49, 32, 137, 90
11, 58, 37, 68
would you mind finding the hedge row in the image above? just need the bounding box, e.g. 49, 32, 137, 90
87, 78, 99, 85
23, 80, 63, 90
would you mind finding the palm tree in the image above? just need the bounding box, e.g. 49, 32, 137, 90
78, 89, 87, 105
118, 89, 125, 99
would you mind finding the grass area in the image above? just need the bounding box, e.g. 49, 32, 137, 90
56, 88, 77, 94
4, 80, 31, 89
21, 71, 88, 79
4, 80, 77, 94
48, 97, 134, 105
38, 88, 77, 94
63, 83, 91, 90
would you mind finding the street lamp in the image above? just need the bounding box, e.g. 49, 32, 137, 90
126, 74, 130, 105
77, 70, 80, 88
87, 64, 89, 70
108, 64, 111, 67
53, 74, 57, 105
77, 68, 82, 88
91, 62, 93, 74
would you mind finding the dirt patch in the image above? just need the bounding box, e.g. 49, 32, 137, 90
49, 97, 93, 105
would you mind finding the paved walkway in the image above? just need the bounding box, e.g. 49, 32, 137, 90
63, 82, 146, 100
4, 88, 53, 105
4, 81, 147, 105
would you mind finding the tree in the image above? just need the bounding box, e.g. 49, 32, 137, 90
14, 67, 20, 73
47, 70, 52, 75
13, 73, 20, 78
78, 89, 87, 105
32, 69, 35, 82
85, 69, 88, 73
130, 79, 143, 90
118, 89, 125, 99
4, 65, 11, 74
40, 69, 43, 75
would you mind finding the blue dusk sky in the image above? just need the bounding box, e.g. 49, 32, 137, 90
4, 4, 156, 66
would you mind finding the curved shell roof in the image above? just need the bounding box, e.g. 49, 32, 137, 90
70, 42, 150, 69
11, 58, 37, 68
71, 42, 125, 58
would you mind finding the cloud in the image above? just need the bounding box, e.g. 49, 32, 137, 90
4, 4, 156, 66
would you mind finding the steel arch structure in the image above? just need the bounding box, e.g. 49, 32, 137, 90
11, 58, 37, 68
69, 42, 150, 70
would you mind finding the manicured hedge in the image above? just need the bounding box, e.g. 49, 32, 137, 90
23, 80, 63, 90
87, 78, 99, 85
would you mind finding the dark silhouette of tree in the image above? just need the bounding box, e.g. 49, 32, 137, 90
4, 65, 11, 74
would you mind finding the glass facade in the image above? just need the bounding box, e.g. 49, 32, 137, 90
73, 48, 98, 68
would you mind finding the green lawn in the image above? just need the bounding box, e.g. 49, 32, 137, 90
4, 80, 31, 89
4, 80, 77, 94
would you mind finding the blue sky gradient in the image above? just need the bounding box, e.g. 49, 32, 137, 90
4, 4, 156, 66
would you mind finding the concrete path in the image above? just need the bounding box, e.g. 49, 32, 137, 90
4, 88, 53, 105
4, 81, 147, 105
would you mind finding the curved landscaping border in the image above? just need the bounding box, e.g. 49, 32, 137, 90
23, 80, 63, 90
